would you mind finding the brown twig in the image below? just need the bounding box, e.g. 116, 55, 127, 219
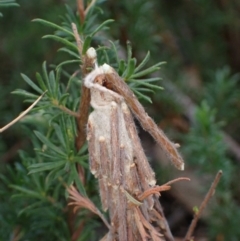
72, 23, 83, 55
77, 0, 85, 24
138, 177, 190, 201
68, 23, 96, 241
72, 23, 94, 151
75, 85, 91, 150
0, 91, 47, 133
68, 185, 111, 230
184, 170, 223, 241
54, 104, 79, 117
11, 226, 22, 241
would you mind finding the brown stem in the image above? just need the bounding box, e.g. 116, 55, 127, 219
72, 23, 95, 151
72, 23, 83, 55
184, 170, 223, 241
77, 0, 85, 24
75, 85, 91, 150
55, 104, 79, 117
68, 22, 96, 241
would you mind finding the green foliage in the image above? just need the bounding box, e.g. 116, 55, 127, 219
183, 101, 240, 239
0, 0, 19, 17
0, 158, 71, 240
204, 66, 240, 123
0, 2, 164, 240
1, 1, 240, 240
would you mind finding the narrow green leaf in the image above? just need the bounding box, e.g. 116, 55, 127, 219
29, 104, 51, 112
0, 0, 17, 3
56, 59, 81, 70
21, 73, 43, 94
36, 72, 47, 92
126, 41, 132, 64
18, 201, 42, 216
131, 62, 166, 79
82, 35, 92, 54
0, 3, 19, 7
65, 4, 77, 24
131, 77, 162, 82
28, 161, 65, 174
11, 89, 38, 99
133, 89, 152, 103
0, 0, 18, 4
124, 58, 136, 79
42, 62, 52, 94
103, 49, 110, 64
76, 159, 88, 168
53, 123, 66, 149
109, 40, 120, 65
77, 143, 88, 155
118, 60, 126, 76
49, 71, 57, 98
59, 116, 70, 150
10, 185, 42, 198
58, 47, 80, 59
32, 18, 74, 36
34, 131, 66, 157
59, 93, 69, 105
35, 151, 63, 160
135, 87, 155, 93
42, 35, 78, 51
134, 51, 150, 73
90, 19, 114, 37
46, 168, 61, 183
55, 68, 61, 99
71, 164, 87, 197
131, 80, 163, 90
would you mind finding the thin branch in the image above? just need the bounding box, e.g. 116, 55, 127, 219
69, 23, 96, 240
68, 185, 111, 230
55, 105, 79, 118
77, 0, 85, 24
164, 177, 190, 186
72, 24, 96, 151
138, 177, 190, 201
0, 91, 47, 133
184, 170, 223, 241
75, 85, 90, 150
72, 23, 83, 55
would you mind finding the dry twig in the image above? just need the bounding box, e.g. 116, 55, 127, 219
68, 185, 111, 230
77, 0, 85, 23
184, 170, 223, 241
72, 23, 96, 151
84, 62, 188, 241
0, 91, 46, 133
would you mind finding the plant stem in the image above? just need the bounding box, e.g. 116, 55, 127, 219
184, 170, 223, 241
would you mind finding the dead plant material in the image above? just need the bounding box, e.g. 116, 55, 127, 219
184, 170, 223, 241
0, 91, 47, 133
83, 60, 189, 240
